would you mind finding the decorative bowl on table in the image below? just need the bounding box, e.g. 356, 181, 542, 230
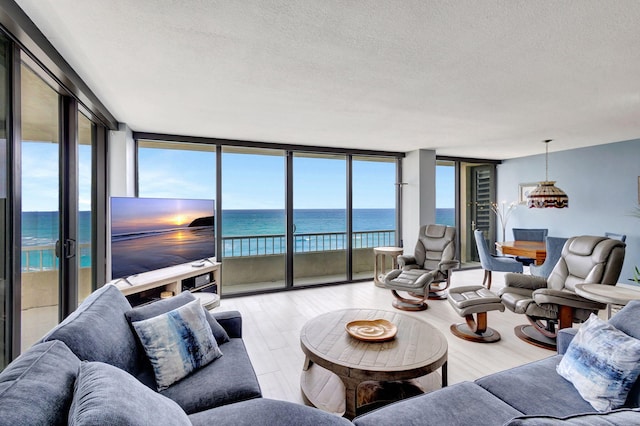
345, 319, 397, 342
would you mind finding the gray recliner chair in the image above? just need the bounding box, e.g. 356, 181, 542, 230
383, 224, 459, 311
499, 235, 626, 349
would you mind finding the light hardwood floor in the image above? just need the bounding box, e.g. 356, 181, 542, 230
218, 268, 555, 405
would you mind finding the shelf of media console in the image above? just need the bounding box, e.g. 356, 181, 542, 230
111, 257, 221, 307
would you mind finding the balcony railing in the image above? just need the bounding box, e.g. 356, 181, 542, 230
21, 230, 395, 271
222, 229, 395, 257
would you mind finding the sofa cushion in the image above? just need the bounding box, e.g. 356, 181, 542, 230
125, 290, 229, 344
353, 381, 523, 426
156, 338, 262, 414
609, 300, 640, 408
0, 341, 80, 426
188, 398, 352, 426
476, 355, 596, 417
504, 407, 640, 425
41, 284, 140, 375
132, 299, 223, 391
69, 361, 190, 425
556, 314, 640, 411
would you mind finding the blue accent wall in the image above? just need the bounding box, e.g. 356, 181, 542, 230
497, 139, 640, 283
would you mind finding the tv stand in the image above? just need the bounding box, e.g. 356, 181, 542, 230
111, 258, 221, 308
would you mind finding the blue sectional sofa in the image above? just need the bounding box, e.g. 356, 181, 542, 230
0, 284, 349, 425
1, 283, 640, 425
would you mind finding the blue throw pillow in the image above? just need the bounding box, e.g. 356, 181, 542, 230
556, 314, 640, 411
132, 299, 222, 390
69, 361, 191, 425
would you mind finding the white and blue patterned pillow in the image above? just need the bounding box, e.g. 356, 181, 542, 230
557, 314, 640, 411
132, 299, 222, 391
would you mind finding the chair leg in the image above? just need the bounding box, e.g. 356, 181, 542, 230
482, 270, 492, 289
558, 305, 574, 330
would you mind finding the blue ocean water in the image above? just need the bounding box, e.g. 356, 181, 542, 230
21, 208, 455, 271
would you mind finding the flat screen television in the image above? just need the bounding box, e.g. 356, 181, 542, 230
110, 197, 215, 279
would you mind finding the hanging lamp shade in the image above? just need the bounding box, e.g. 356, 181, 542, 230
527, 140, 569, 209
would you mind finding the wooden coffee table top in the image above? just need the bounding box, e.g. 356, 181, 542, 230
300, 308, 447, 381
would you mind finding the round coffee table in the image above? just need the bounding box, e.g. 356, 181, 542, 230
575, 283, 640, 318
300, 308, 448, 419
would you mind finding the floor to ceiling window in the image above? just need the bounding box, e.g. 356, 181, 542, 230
137, 137, 401, 294
221, 147, 285, 294
293, 153, 347, 286
78, 113, 94, 303
352, 156, 397, 279
20, 64, 61, 350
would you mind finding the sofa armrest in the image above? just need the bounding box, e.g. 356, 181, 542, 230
557, 328, 578, 355
212, 310, 242, 338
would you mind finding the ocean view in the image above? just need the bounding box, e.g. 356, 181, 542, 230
22, 208, 455, 271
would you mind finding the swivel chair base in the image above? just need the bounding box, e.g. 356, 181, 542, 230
514, 325, 556, 351
391, 290, 428, 311
450, 321, 501, 343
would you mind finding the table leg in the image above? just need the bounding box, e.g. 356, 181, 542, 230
441, 361, 448, 387
342, 377, 359, 419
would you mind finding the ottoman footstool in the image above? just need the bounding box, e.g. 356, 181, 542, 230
448, 285, 505, 343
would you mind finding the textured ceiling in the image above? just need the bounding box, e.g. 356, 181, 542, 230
14, 0, 640, 159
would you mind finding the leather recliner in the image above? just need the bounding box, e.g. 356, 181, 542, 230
499, 235, 625, 349
383, 224, 459, 311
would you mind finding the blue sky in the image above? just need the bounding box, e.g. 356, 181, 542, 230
22, 143, 455, 211
138, 148, 399, 209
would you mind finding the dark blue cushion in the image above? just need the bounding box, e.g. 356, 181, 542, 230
189, 398, 351, 426
125, 290, 229, 344
41, 284, 140, 375
0, 341, 80, 425
158, 339, 262, 414
69, 361, 191, 425
476, 356, 596, 417
353, 381, 522, 426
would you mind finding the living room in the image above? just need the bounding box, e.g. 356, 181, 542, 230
1, 1, 640, 424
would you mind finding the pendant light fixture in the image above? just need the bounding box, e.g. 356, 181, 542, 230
526, 139, 569, 209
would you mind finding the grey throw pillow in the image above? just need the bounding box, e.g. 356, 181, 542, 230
125, 290, 229, 344
68, 361, 191, 425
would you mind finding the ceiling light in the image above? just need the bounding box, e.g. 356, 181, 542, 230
527, 139, 569, 209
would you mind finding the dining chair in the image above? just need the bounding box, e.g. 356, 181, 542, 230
529, 236, 568, 279
605, 232, 627, 242
474, 230, 523, 290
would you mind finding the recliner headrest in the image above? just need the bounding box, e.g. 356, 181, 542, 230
568, 236, 608, 256
425, 224, 446, 238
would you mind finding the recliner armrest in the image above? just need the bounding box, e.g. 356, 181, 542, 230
532, 288, 606, 311
211, 310, 242, 338
397, 255, 417, 268
557, 328, 578, 354
504, 273, 548, 290
438, 259, 459, 272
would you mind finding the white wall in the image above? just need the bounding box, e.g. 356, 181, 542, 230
497, 139, 640, 283
108, 123, 135, 197
402, 149, 436, 251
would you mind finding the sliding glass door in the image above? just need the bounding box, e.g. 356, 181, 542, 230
20, 64, 61, 350
293, 153, 347, 286
222, 147, 286, 294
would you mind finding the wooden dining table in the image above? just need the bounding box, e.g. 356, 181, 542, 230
495, 240, 546, 265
